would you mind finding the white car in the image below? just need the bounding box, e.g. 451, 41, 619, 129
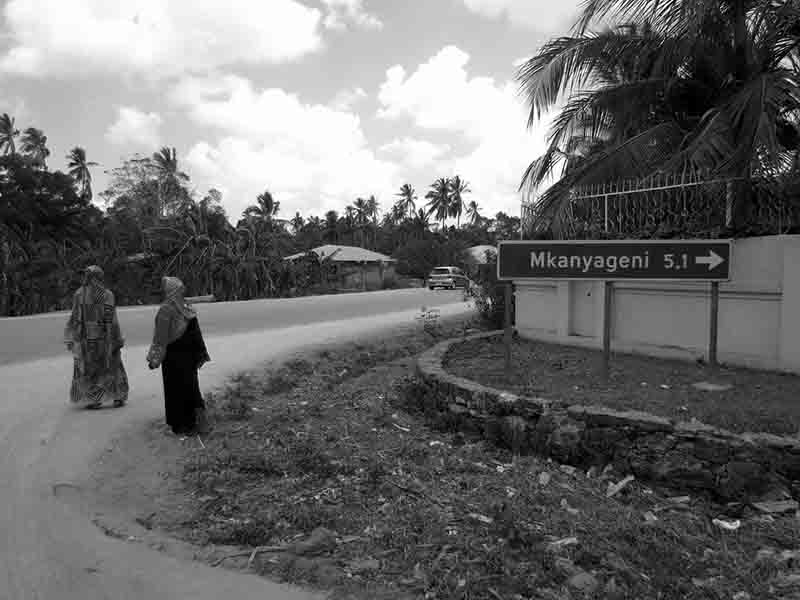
428, 266, 469, 290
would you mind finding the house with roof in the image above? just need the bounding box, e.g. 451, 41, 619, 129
283, 244, 397, 291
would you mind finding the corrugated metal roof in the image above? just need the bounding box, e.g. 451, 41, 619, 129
283, 245, 396, 263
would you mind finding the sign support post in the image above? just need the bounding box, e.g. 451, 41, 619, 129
602, 281, 613, 379
504, 282, 513, 374
709, 282, 719, 368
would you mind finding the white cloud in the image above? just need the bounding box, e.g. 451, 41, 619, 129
171, 75, 400, 219
461, 0, 581, 33
321, 0, 382, 31
379, 138, 451, 170
105, 106, 162, 148
378, 45, 556, 216
0, 0, 323, 79
330, 87, 368, 111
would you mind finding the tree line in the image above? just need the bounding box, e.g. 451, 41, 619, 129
0, 116, 519, 316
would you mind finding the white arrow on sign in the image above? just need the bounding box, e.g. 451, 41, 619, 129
695, 250, 725, 271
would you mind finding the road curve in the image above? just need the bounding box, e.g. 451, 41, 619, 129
0, 288, 461, 366
0, 291, 472, 600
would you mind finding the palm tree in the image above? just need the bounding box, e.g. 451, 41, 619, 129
466, 200, 482, 226
448, 175, 470, 227
324, 210, 339, 243
0, 114, 18, 156
66, 147, 99, 202
152, 147, 190, 216
244, 189, 280, 222
425, 177, 451, 229
395, 183, 417, 218
410, 208, 431, 239
516, 1, 800, 234
291, 212, 305, 232
20, 127, 50, 168
366, 195, 379, 223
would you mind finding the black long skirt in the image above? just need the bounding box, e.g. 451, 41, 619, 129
161, 317, 208, 435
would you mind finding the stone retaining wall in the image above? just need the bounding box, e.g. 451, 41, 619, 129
416, 331, 800, 503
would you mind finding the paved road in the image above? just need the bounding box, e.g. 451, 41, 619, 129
0, 290, 472, 600
0, 288, 462, 366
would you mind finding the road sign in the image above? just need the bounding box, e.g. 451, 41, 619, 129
497, 239, 732, 281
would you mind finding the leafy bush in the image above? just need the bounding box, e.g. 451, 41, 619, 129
472, 250, 514, 329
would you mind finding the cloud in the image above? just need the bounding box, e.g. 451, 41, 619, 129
321, 0, 382, 31
461, 0, 581, 33
105, 106, 162, 148
170, 75, 400, 219
378, 45, 556, 216
0, 0, 323, 79
330, 86, 368, 111
379, 138, 451, 170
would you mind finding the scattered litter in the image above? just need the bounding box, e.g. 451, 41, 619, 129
429, 441, 444, 447
732, 593, 751, 600
680, 406, 688, 411
692, 381, 733, 392
712, 517, 741, 531
668, 495, 691, 504
348, 558, 380, 573
640, 382, 648, 387
392, 423, 411, 433
606, 475, 635, 498
469, 513, 494, 525
538, 472, 551, 486
560, 499, 580, 515
752, 499, 799, 514
197, 436, 205, 449
547, 537, 579, 550
643, 511, 658, 523
660, 384, 671, 390
251, 407, 262, 412
505, 487, 518, 498
586, 466, 598, 479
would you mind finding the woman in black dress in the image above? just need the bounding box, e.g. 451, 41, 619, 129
146, 277, 211, 435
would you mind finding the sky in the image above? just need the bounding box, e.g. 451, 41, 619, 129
0, 0, 582, 223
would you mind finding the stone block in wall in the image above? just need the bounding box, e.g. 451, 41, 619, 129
716, 461, 778, 500
581, 426, 630, 463
627, 434, 677, 479
651, 442, 716, 490
533, 412, 585, 463
568, 405, 673, 433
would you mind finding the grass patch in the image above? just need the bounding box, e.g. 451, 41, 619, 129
444, 337, 800, 436
167, 323, 800, 600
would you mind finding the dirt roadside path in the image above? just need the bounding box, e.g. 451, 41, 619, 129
0, 302, 473, 600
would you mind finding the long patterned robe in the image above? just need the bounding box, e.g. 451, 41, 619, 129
64, 284, 129, 407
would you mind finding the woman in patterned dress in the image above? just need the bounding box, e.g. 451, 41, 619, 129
64, 265, 129, 409
147, 277, 211, 435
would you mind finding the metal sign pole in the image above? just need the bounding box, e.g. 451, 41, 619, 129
602, 281, 613, 379
709, 281, 719, 368
504, 282, 513, 374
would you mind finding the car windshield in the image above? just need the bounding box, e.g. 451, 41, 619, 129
431, 268, 450, 275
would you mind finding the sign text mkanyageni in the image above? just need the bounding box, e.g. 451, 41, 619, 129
497, 240, 732, 281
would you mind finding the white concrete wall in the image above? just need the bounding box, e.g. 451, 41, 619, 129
513, 235, 800, 374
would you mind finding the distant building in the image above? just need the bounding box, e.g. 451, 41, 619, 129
283, 245, 397, 291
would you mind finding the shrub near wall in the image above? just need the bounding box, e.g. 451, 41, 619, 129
415, 332, 800, 504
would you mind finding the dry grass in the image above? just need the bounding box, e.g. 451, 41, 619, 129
445, 337, 800, 436
161, 325, 800, 600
